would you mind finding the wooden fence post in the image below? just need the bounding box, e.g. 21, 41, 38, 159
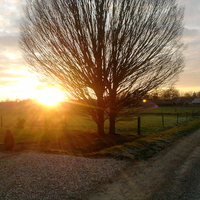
137, 116, 141, 135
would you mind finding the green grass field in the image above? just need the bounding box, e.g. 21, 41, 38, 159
147, 106, 200, 114
117, 114, 186, 135
0, 103, 200, 147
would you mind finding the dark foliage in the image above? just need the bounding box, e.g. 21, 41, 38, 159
4, 130, 14, 151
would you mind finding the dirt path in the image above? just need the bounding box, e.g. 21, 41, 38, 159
85, 129, 200, 200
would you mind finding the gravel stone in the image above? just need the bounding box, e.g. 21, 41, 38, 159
0, 152, 128, 200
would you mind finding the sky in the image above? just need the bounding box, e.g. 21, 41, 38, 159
0, 0, 200, 101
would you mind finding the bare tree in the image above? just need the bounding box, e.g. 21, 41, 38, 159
20, 0, 184, 135
162, 87, 180, 100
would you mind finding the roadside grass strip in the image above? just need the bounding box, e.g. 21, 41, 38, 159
89, 118, 200, 160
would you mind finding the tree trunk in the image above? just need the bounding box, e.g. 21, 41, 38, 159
109, 112, 116, 135
96, 85, 105, 135
97, 109, 105, 135
108, 91, 117, 135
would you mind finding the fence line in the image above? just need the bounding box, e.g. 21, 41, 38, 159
136, 111, 200, 135
0, 110, 200, 136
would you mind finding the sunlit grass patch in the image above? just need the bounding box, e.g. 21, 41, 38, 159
0, 103, 200, 157
90, 118, 200, 160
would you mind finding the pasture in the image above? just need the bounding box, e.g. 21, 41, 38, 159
0, 100, 199, 155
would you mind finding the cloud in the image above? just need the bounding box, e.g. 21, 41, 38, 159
0, 34, 19, 47
0, 0, 199, 99
0, 0, 25, 35
183, 28, 199, 38
0, 79, 18, 87
182, 28, 200, 46
0, 71, 26, 79
175, 0, 200, 92
176, 71, 200, 90
178, 0, 200, 29
0, 33, 24, 74
180, 27, 200, 72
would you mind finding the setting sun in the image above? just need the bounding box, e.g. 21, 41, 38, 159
36, 87, 64, 106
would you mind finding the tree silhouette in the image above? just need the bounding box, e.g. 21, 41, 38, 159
162, 87, 180, 99
20, 0, 184, 135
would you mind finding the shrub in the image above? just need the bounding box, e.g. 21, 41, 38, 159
4, 129, 14, 150
16, 118, 26, 129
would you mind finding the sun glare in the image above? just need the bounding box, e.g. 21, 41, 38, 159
37, 87, 64, 106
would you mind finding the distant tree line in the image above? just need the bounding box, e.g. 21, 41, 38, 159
1, 87, 199, 104
147, 87, 200, 101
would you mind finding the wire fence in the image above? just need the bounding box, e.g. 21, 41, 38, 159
0, 108, 200, 138
133, 111, 200, 135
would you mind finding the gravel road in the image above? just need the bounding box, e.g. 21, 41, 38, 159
85, 129, 200, 200
0, 152, 129, 200
1, 129, 200, 200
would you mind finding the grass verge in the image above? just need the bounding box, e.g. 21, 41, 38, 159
88, 118, 200, 160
